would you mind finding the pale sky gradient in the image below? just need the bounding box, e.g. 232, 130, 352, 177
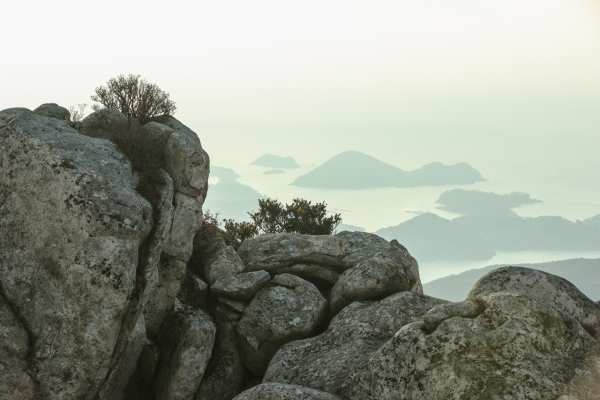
1, 0, 599, 170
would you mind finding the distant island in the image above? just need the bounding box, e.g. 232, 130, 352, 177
263, 169, 285, 175
210, 165, 240, 181
423, 258, 600, 302
290, 150, 485, 189
436, 188, 543, 217
375, 213, 496, 262
376, 211, 600, 261
251, 154, 300, 168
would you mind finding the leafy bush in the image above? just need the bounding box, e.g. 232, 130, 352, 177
249, 198, 341, 235
223, 219, 259, 249
91, 74, 176, 124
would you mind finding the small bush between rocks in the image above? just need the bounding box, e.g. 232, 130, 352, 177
197, 199, 343, 250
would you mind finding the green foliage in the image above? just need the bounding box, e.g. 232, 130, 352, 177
223, 219, 259, 249
91, 74, 176, 124
249, 198, 341, 235
199, 199, 342, 250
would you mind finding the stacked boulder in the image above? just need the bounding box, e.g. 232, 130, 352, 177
1, 103, 599, 400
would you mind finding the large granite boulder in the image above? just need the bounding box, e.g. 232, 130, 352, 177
210, 271, 271, 301
467, 266, 600, 340
341, 286, 600, 398
151, 300, 216, 400
233, 383, 341, 400
238, 233, 345, 273
330, 240, 422, 314
235, 274, 328, 376
0, 108, 152, 399
336, 231, 388, 269
33, 103, 71, 120
264, 292, 447, 394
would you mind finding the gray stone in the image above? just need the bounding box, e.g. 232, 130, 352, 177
218, 298, 248, 314
143, 259, 187, 339
189, 235, 228, 276
96, 313, 147, 400
422, 300, 482, 333
236, 274, 328, 376
80, 108, 130, 141
204, 246, 246, 286
163, 192, 204, 261
0, 107, 31, 129
467, 266, 600, 340
238, 233, 346, 272
142, 122, 210, 198
0, 293, 35, 400
330, 240, 421, 314
195, 318, 248, 400
177, 271, 209, 309
0, 110, 152, 399
264, 292, 447, 394
341, 292, 600, 399
336, 231, 388, 269
33, 103, 71, 120
233, 383, 341, 400
275, 264, 339, 287
211, 271, 271, 301
150, 115, 201, 146
151, 300, 216, 400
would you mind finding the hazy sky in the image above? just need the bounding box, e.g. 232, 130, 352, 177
2, 0, 599, 170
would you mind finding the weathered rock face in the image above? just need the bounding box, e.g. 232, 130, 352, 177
336, 231, 388, 269
210, 271, 271, 301
0, 294, 35, 400
204, 245, 246, 286
33, 103, 71, 120
233, 383, 341, 400
151, 300, 216, 400
330, 240, 422, 314
0, 108, 152, 399
238, 233, 346, 272
341, 292, 600, 399
467, 266, 600, 340
264, 292, 448, 394
235, 274, 328, 376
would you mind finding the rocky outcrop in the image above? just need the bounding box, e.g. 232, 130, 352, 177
0, 108, 153, 399
233, 383, 341, 400
0, 105, 209, 400
235, 274, 328, 375
330, 240, 422, 314
340, 268, 600, 399
238, 233, 345, 272
264, 292, 447, 394
3, 103, 598, 400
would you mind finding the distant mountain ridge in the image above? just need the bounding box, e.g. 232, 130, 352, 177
290, 150, 484, 189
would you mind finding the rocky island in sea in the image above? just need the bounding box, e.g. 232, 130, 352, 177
251, 153, 300, 168
1, 104, 598, 400
290, 150, 485, 189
